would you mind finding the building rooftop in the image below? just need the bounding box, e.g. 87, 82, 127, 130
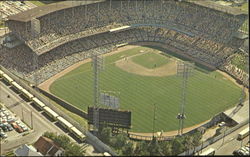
7, 0, 103, 22
33, 136, 64, 156
14, 144, 42, 157
187, 0, 248, 15
7, 0, 247, 23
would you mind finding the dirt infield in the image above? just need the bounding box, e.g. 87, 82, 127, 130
115, 52, 177, 77
38, 42, 247, 137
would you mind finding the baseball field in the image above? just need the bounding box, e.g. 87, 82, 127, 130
49, 45, 242, 133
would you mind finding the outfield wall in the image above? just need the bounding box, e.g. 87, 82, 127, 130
37, 87, 88, 119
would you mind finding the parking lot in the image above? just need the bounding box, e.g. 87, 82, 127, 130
0, 103, 30, 142
233, 142, 250, 156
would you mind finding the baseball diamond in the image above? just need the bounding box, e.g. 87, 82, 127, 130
48, 45, 242, 133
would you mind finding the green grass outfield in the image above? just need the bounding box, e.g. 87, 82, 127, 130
50, 46, 242, 133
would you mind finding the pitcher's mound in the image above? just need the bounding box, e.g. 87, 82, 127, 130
116, 56, 177, 77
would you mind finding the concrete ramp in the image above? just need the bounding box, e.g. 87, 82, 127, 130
223, 100, 249, 124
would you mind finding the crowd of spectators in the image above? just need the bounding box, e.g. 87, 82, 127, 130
1, 25, 245, 84
220, 53, 249, 87
0, 44, 34, 74
6, 0, 246, 55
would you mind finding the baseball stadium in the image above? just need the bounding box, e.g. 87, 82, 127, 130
0, 0, 249, 140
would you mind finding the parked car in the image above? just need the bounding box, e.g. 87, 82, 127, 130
244, 146, 249, 152
3, 111, 9, 115
21, 126, 28, 132
19, 123, 28, 132
7, 118, 14, 123
240, 147, 249, 155
11, 122, 24, 133
0, 132, 7, 138
6, 124, 13, 131
0, 112, 4, 117
233, 149, 243, 156
15, 127, 24, 133
218, 122, 226, 127
1, 125, 8, 132
10, 122, 18, 128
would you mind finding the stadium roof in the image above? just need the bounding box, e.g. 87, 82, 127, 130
7, 0, 104, 22
234, 31, 249, 39
187, 0, 248, 16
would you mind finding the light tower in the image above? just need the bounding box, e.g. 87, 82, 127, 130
92, 52, 104, 134
177, 61, 194, 135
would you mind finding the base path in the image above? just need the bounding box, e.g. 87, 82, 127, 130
115, 52, 177, 77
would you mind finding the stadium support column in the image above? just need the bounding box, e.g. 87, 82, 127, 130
109, 0, 112, 10
92, 53, 104, 134
33, 53, 38, 87
177, 62, 194, 135
136, 0, 137, 12
120, 0, 122, 12
97, 3, 100, 25
143, 0, 145, 23
85, 1, 87, 22
72, 1, 74, 18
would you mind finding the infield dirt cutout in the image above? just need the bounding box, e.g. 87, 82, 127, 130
115, 52, 177, 77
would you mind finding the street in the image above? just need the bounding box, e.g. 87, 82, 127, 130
199, 124, 249, 155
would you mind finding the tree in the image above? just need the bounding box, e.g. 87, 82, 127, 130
43, 132, 57, 141
65, 143, 85, 156
147, 137, 163, 156
183, 135, 194, 152
121, 141, 134, 156
54, 134, 71, 149
112, 133, 129, 149
172, 137, 185, 155
99, 127, 112, 144
161, 141, 172, 156
192, 131, 202, 146
134, 141, 150, 156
